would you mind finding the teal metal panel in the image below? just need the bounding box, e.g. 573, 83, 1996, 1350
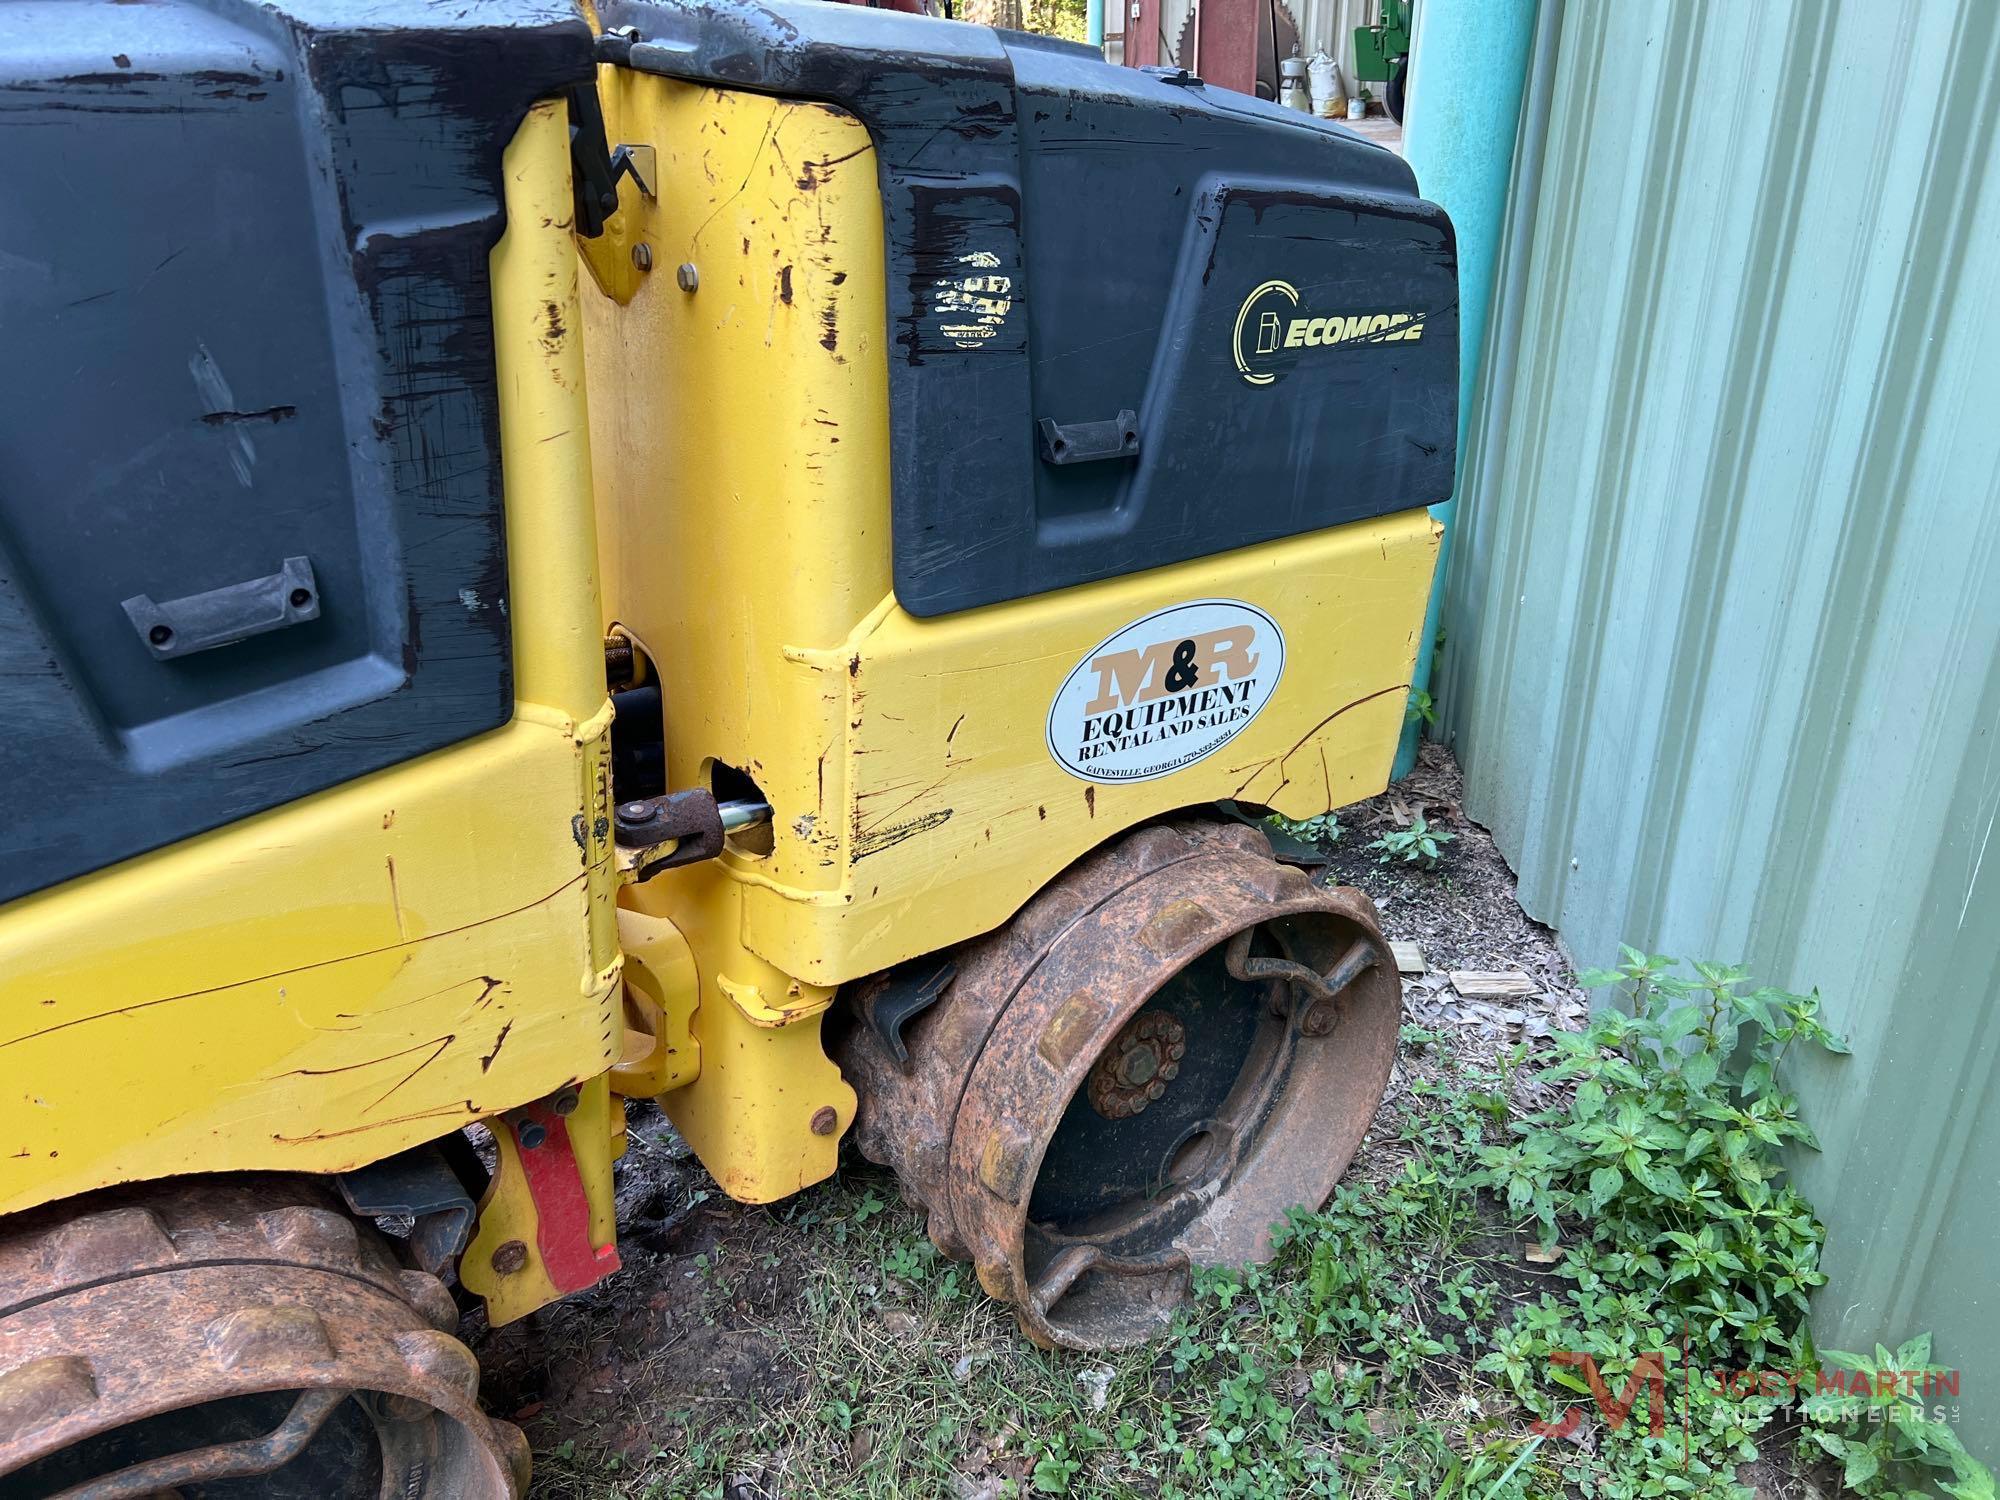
1440, 0, 2000, 1457
1393, 0, 1540, 779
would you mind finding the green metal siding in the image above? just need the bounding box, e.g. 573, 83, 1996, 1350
1440, 0, 2000, 1454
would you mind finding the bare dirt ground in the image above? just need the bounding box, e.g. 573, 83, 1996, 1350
1318, 742, 1582, 1020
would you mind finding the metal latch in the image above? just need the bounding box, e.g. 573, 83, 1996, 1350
614, 790, 771, 882
566, 84, 652, 237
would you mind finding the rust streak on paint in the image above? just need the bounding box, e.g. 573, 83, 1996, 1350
334, 974, 501, 1021
851, 809, 953, 862
276, 1033, 452, 1081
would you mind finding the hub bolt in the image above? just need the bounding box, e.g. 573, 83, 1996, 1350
1088, 1009, 1187, 1120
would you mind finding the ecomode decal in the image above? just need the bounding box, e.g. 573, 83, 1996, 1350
1047, 600, 1286, 783
1232, 278, 1427, 387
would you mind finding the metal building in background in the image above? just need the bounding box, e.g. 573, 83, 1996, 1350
1436, 0, 2000, 1454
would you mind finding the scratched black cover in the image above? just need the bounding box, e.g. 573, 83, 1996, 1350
0, 3, 593, 904
605, 0, 1458, 618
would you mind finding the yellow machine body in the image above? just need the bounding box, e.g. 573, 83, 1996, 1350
0, 11, 1469, 1486
0, 80, 1438, 1295
0, 104, 618, 1224
579, 76, 1442, 1202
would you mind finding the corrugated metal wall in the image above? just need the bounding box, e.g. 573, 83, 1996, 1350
1440, 0, 2000, 1453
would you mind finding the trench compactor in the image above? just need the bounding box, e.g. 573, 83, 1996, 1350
0, 0, 1457, 1491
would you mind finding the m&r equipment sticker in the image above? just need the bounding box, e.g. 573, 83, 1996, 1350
1047, 600, 1285, 783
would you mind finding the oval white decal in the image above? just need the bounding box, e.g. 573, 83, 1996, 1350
1046, 599, 1285, 784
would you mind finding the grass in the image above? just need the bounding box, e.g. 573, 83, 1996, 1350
528, 1035, 1560, 1500
517, 960, 1990, 1500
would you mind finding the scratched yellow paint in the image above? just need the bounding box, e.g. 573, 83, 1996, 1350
586, 80, 1440, 985
744, 515, 1443, 986
575, 77, 886, 1201
0, 78, 1443, 1239
583, 74, 896, 697
580, 77, 1440, 1200
0, 103, 621, 1220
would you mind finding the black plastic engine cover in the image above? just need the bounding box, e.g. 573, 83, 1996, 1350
605, 0, 1458, 618
0, 2, 592, 904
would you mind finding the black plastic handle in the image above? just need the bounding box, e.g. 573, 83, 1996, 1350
1037, 409, 1140, 466
121, 555, 320, 660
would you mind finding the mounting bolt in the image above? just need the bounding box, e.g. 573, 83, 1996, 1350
492, 1240, 529, 1276
551, 1088, 581, 1117
631, 242, 653, 272
1301, 998, 1340, 1037
676, 261, 699, 293
810, 1105, 839, 1136
614, 799, 663, 840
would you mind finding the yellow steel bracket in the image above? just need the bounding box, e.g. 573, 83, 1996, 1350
574, 68, 656, 306
461, 1076, 623, 1327
668, 983, 849, 1202
622, 865, 853, 1203
610, 906, 700, 1096
716, 969, 836, 1029
573, 73, 865, 1202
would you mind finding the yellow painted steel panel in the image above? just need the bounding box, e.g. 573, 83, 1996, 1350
732, 521, 1444, 986
0, 102, 620, 1218
584, 75, 1446, 993
582, 75, 1440, 1200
